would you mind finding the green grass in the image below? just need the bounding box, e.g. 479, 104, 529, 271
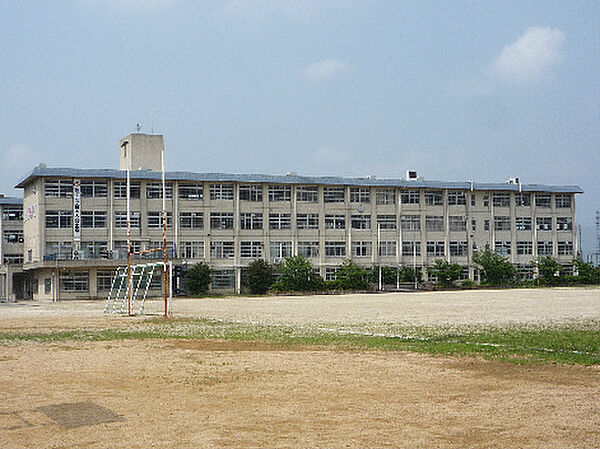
1, 318, 598, 365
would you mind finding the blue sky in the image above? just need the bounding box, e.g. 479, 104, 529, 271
1, 1, 598, 254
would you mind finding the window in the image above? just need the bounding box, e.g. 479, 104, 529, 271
268, 185, 291, 202
180, 212, 204, 229
376, 188, 395, 205
146, 182, 173, 199
471, 219, 476, 232
239, 184, 263, 202
114, 211, 140, 228
515, 193, 530, 207
535, 194, 551, 208
3, 254, 23, 264
146, 241, 175, 259
269, 213, 291, 230
516, 264, 534, 280
557, 217, 573, 231
483, 194, 489, 207
449, 241, 468, 256
495, 241, 511, 256
81, 180, 107, 198
325, 267, 339, 281
494, 216, 511, 231
97, 270, 114, 291
555, 194, 571, 209
45, 179, 72, 197
45, 210, 72, 228
81, 241, 108, 259
210, 241, 234, 259
2, 206, 22, 221
448, 191, 467, 205
325, 214, 345, 230
113, 240, 141, 255
325, 242, 346, 257
210, 212, 234, 230
537, 241, 553, 256
148, 211, 173, 228
401, 215, 421, 231
81, 211, 107, 228
400, 190, 419, 204
114, 181, 141, 198
517, 241, 533, 255
449, 216, 467, 232
296, 186, 318, 202
351, 214, 371, 230
270, 241, 292, 258
515, 217, 532, 231
2, 230, 23, 244
60, 271, 88, 292
557, 241, 573, 255
298, 241, 319, 258
471, 194, 476, 207
179, 183, 203, 200
377, 215, 396, 230
181, 241, 204, 259
426, 241, 445, 257
212, 270, 234, 289
297, 213, 319, 230
402, 241, 421, 256
44, 278, 51, 295
536, 217, 552, 231
352, 241, 372, 257
425, 216, 443, 232
379, 241, 397, 257
493, 193, 510, 207
240, 212, 263, 230
210, 184, 233, 200
324, 187, 345, 203
484, 220, 490, 231
425, 191, 443, 206
240, 241, 263, 258
350, 188, 370, 203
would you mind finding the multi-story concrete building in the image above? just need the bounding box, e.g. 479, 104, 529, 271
0, 196, 26, 300
14, 133, 582, 299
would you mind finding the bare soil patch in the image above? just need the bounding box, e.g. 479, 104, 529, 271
1, 339, 599, 448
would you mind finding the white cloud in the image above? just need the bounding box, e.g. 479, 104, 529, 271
489, 26, 565, 83
302, 59, 350, 81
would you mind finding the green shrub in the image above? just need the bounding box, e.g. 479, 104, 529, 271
270, 256, 325, 292
428, 259, 463, 287
331, 259, 370, 291
245, 259, 275, 294
472, 247, 516, 286
185, 262, 212, 295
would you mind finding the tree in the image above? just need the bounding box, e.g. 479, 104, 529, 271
533, 256, 561, 284
331, 259, 370, 290
270, 256, 325, 292
245, 259, 275, 294
185, 262, 212, 295
427, 259, 463, 287
472, 247, 516, 285
572, 257, 600, 284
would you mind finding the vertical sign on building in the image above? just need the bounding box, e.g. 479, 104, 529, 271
73, 179, 81, 259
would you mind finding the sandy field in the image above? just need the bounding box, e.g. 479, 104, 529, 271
1, 287, 599, 448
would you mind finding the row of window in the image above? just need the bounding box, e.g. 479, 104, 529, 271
43, 210, 574, 233
1, 206, 23, 221
43, 180, 573, 208
2, 230, 24, 244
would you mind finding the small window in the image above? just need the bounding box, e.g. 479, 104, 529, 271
179, 183, 203, 200
350, 188, 370, 203
209, 184, 234, 200
296, 186, 318, 203
268, 185, 291, 202
324, 187, 345, 203
239, 184, 263, 202
146, 182, 173, 199
425, 191, 443, 206
378, 241, 397, 257
210, 212, 234, 230
240, 212, 263, 230
325, 214, 345, 230
400, 190, 419, 204
351, 241, 372, 257
351, 214, 371, 230
448, 191, 467, 206
114, 181, 141, 199
297, 213, 319, 230
298, 241, 319, 258
269, 213, 291, 230
376, 188, 395, 205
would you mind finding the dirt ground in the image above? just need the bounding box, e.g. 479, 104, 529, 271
1, 287, 599, 448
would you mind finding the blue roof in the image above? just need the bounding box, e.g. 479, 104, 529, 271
15, 166, 583, 194
0, 196, 23, 205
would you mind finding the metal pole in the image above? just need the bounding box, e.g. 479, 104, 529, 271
126, 167, 132, 316
161, 146, 168, 317
377, 224, 382, 291
413, 243, 417, 290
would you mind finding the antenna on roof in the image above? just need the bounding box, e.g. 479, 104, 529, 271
136, 123, 142, 133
